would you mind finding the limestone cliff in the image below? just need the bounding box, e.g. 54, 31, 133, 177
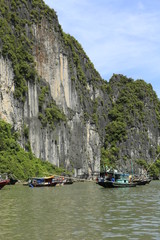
0, 0, 160, 177
0, 0, 103, 178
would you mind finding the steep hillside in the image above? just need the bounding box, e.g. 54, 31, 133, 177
0, 0, 160, 178
102, 75, 160, 177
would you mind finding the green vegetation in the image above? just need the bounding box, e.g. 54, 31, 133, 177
136, 159, 148, 169
38, 102, 66, 128
62, 32, 101, 88
62, 33, 87, 86
62, 32, 103, 127
0, 0, 66, 123
136, 157, 160, 179
147, 146, 160, 178
148, 160, 160, 179
0, 118, 68, 180
0, 1, 34, 102
38, 86, 49, 111
0, 0, 57, 102
101, 147, 119, 169
38, 84, 66, 128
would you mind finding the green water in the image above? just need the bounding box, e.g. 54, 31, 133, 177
0, 181, 160, 240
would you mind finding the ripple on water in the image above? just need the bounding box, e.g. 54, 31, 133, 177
0, 181, 160, 239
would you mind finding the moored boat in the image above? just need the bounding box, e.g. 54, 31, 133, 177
28, 176, 57, 187
98, 180, 136, 188
55, 176, 74, 185
63, 177, 74, 185
8, 178, 18, 185
132, 174, 152, 185
0, 179, 10, 190
25, 175, 74, 187
0, 173, 18, 185
133, 178, 151, 185
97, 172, 137, 188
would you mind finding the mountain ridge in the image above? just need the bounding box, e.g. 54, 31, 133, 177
0, 0, 160, 179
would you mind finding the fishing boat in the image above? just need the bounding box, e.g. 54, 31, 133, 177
0, 179, 10, 190
0, 173, 18, 185
97, 172, 136, 188
28, 176, 57, 187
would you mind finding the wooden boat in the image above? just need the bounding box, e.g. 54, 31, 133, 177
59, 176, 74, 185
63, 178, 74, 185
0, 173, 18, 185
97, 180, 136, 188
8, 178, 18, 185
51, 176, 74, 186
133, 178, 151, 185
28, 176, 57, 187
132, 175, 151, 185
8, 174, 18, 185
25, 175, 74, 187
0, 179, 10, 190
97, 172, 137, 188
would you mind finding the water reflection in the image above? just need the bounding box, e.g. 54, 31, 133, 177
0, 181, 160, 239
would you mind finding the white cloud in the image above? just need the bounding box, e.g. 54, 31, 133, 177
44, 0, 160, 97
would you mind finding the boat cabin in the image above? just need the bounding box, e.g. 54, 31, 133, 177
104, 171, 131, 183
114, 173, 130, 183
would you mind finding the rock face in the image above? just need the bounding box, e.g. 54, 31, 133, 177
0, 0, 160, 177
0, 3, 102, 178
0, 54, 101, 178
0, 58, 15, 123
107, 75, 160, 174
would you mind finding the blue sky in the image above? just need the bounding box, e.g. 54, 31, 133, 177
44, 0, 160, 98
